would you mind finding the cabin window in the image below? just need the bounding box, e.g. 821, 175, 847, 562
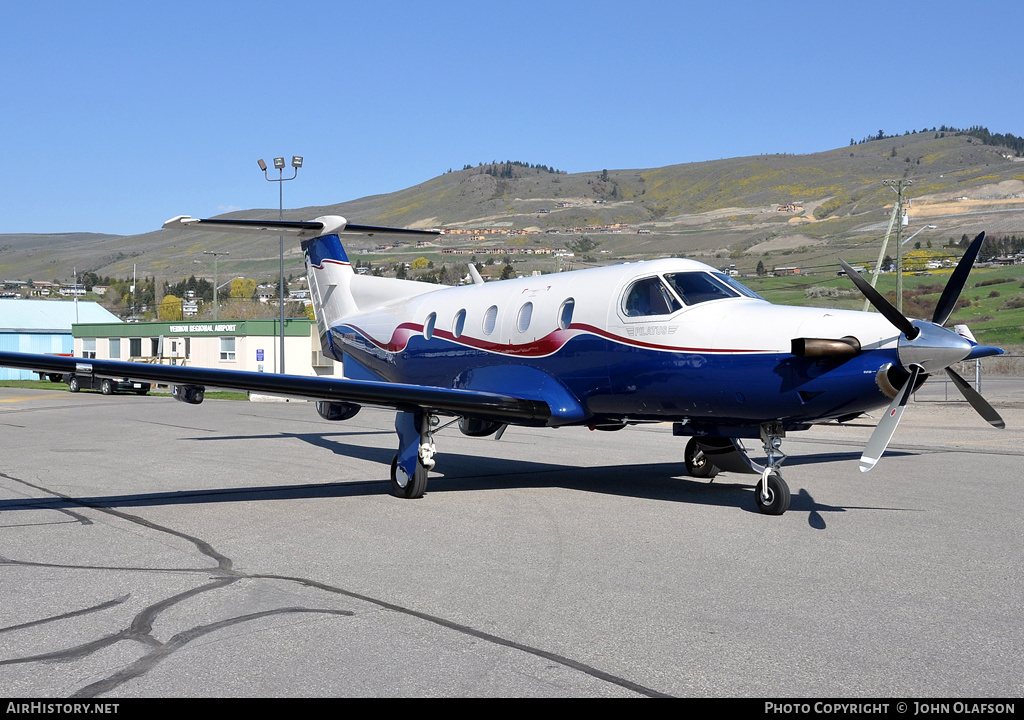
558, 298, 575, 330
482, 305, 498, 335
663, 272, 739, 306
622, 277, 681, 317
517, 302, 533, 333
453, 309, 466, 338
423, 312, 436, 340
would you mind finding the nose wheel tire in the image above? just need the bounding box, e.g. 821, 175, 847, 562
755, 471, 790, 515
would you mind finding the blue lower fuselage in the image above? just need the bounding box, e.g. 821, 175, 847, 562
329, 324, 895, 438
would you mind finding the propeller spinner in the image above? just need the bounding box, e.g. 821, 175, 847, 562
840, 231, 1004, 472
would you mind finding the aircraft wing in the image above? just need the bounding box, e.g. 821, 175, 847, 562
0, 351, 551, 424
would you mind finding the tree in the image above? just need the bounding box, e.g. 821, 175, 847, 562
158, 295, 183, 321
756, 260, 766, 276
229, 277, 256, 299
411, 257, 430, 270
500, 261, 515, 280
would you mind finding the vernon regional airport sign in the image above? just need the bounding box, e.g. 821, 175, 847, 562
168, 324, 238, 333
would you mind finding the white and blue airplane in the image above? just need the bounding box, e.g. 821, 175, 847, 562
0, 217, 1004, 515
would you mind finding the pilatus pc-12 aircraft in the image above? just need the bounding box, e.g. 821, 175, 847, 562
0, 217, 1005, 515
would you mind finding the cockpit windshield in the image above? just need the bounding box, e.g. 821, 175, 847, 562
712, 272, 764, 300
663, 272, 749, 306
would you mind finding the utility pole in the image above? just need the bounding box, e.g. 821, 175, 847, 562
203, 251, 229, 321
882, 179, 912, 314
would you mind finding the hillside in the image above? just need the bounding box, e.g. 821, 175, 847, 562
3, 129, 1024, 286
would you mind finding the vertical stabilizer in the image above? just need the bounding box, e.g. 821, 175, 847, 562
303, 233, 356, 357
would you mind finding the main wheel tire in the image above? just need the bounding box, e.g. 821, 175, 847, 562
100, 379, 113, 395
755, 472, 791, 515
390, 454, 429, 499
67, 376, 80, 393
684, 437, 719, 478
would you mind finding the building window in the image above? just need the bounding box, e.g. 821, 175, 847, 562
130, 338, 142, 357
220, 336, 236, 361
82, 338, 96, 359
109, 338, 121, 359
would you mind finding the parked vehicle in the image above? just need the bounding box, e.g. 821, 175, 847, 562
65, 373, 150, 396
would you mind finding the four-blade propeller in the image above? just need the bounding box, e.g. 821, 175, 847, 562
840, 231, 1004, 471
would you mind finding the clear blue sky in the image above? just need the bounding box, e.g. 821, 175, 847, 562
3, 0, 1021, 236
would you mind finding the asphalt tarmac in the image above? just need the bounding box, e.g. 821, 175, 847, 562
1, 384, 1022, 698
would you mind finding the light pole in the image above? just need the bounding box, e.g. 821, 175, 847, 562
203, 250, 229, 321
258, 155, 302, 374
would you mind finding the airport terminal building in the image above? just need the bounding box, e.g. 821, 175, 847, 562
70, 318, 338, 377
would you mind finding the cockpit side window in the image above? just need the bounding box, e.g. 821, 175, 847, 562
663, 272, 740, 306
622, 277, 682, 317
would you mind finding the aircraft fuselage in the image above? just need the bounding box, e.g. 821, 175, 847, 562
319, 259, 902, 437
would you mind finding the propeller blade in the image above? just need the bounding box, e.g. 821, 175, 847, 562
840, 259, 919, 340
945, 367, 1005, 429
860, 365, 920, 472
933, 232, 986, 327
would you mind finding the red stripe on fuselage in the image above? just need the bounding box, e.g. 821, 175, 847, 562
339, 321, 770, 357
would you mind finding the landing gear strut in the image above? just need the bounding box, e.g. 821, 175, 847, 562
391, 411, 437, 499
755, 422, 791, 515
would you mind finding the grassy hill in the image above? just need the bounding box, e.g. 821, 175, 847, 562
3, 128, 1023, 347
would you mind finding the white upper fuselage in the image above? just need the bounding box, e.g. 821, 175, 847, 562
330, 259, 900, 359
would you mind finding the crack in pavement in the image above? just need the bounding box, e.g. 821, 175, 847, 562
0, 472, 667, 698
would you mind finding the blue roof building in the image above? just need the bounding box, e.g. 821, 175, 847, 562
0, 299, 122, 380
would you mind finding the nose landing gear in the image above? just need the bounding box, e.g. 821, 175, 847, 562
756, 423, 790, 515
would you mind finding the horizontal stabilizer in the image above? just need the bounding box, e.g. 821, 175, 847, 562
163, 214, 440, 239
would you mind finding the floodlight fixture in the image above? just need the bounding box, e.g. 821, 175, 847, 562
274, 157, 285, 169
292, 156, 303, 168
257, 158, 267, 171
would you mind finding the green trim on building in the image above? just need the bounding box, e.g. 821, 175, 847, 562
72, 318, 315, 338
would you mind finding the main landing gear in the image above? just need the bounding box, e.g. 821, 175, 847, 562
684, 422, 792, 515
391, 411, 437, 499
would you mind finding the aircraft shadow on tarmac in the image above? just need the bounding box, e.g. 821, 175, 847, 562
0, 428, 919, 529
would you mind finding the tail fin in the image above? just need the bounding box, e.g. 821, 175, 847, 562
162, 212, 440, 359
303, 231, 356, 357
